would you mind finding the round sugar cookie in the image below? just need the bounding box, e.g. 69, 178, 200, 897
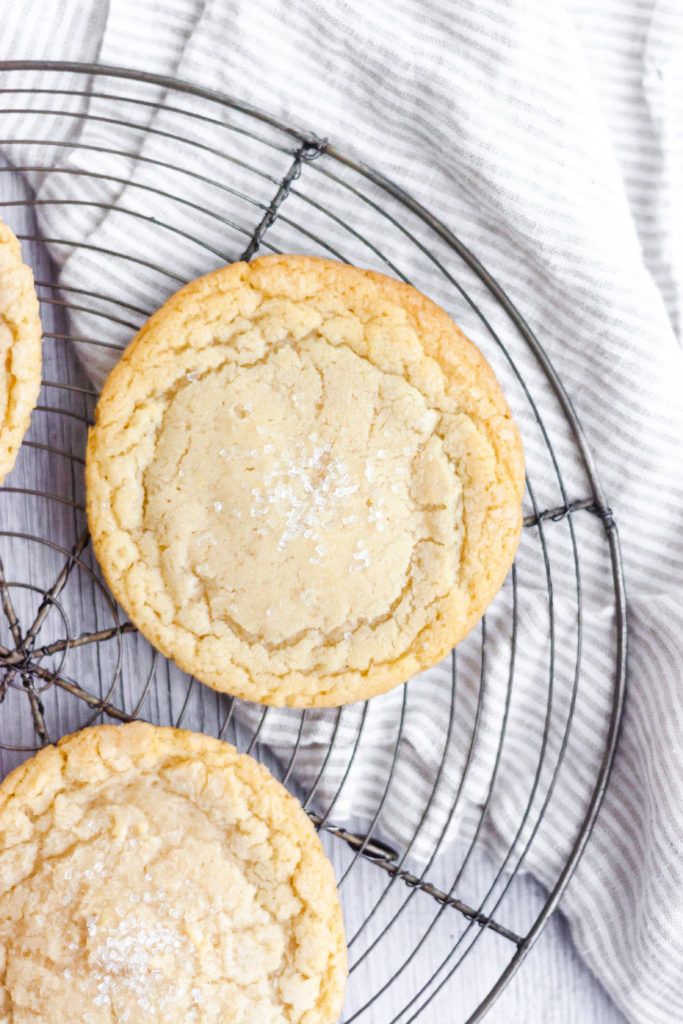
0, 217, 42, 483
0, 722, 347, 1023
86, 255, 524, 706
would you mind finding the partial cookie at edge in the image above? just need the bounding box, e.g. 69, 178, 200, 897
0, 722, 347, 1024
0, 217, 42, 484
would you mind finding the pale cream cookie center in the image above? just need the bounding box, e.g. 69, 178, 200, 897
143, 336, 460, 645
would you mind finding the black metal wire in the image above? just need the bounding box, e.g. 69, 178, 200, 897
0, 62, 627, 1024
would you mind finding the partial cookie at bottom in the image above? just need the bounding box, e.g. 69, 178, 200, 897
0, 723, 347, 1024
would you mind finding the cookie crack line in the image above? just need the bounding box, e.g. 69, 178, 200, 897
177, 587, 456, 702
177, 530, 451, 656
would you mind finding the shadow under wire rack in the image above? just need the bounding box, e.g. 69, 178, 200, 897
0, 62, 626, 1023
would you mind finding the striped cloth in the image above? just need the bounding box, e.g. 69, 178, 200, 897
2, 2, 683, 1022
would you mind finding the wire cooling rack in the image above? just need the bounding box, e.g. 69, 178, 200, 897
0, 62, 626, 1022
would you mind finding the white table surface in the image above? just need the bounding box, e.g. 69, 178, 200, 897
0, 164, 628, 1024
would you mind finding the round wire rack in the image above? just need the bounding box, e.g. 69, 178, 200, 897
0, 62, 626, 1022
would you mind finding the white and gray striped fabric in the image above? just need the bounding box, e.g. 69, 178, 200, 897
2, 2, 683, 1022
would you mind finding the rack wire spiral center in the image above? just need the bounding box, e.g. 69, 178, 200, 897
0, 62, 625, 1024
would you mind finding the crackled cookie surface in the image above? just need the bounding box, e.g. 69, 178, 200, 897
0, 723, 346, 1023
87, 255, 524, 706
0, 218, 42, 483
